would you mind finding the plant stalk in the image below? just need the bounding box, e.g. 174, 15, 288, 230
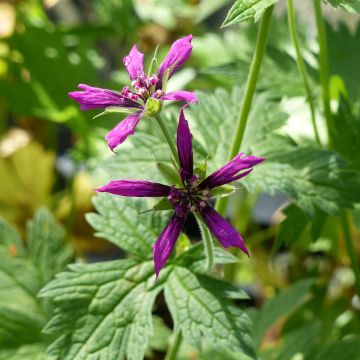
215, 6, 274, 216
313, 1, 360, 296
288, 0, 321, 147
154, 114, 179, 166
195, 212, 214, 272
165, 331, 183, 360
313, 0, 334, 147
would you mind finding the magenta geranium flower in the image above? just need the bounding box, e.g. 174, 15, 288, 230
97, 108, 265, 277
68, 35, 197, 150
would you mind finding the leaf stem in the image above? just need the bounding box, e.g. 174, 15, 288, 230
215, 6, 274, 216
165, 330, 183, 360
340, 209, 360, 296
195, 213, 214, 272
287, 0, 321, 147
313, 0, 334, 147
154, 114, 179, 166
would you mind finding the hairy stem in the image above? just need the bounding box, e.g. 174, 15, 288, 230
313, 0, 334, 147
165, 331, 183, 360
288, 0, 321, 147
340, 210, 360, 296
195, 213, 214, 271
154, 114, 179, 166
215, 6, 274, 216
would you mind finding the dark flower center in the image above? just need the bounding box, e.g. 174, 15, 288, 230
167, 175, 211, 217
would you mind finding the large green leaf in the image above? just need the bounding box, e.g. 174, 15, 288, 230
40, 259, 164, 360
316, 336, 360, 360
222, 0, 279, 26
0, 209, 72, 357
86, 195, 170, 258
27, 208, 73, 284
164, 266, 256, 358
325, 0, 360, 13
252, 278, 315, 347
328, 23, 360, 102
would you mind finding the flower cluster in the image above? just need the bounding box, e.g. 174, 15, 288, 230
69, 36, 264, 277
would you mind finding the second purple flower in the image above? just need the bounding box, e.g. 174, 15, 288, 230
68, 35, 197, 151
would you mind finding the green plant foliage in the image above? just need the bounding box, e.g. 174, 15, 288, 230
0, 209, 72, 359
327, 23, 360, 102
222, 0, 279, 26
252, 278, 315, 347
164, 266, 256, 357
316, 336, 360, 359
40, 259, 164, 360
86, 195, 170, 258
325, 0, 360, 13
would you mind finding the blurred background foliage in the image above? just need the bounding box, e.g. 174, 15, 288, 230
0, 0, 360, 359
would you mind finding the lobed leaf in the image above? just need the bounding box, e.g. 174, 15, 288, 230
222, 0, 279, 27
40, 259, 165, 360
165, 266, 256, 358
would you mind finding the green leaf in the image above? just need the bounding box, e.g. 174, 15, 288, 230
273, 204, 309, 253
328, 23, 360, 101
316, 336, 360, 360
27, 208, 73, 283
332, 97, 360, 170
164, 266, 256, 358
252, 278, 315, 347
245, 147, 360, 216
0, 209, 72, 352
222, 0, 279, 27
86, 195, 170, 258
325, 0, 360, 13
156, 161, 181, 185
40, 259, 164, 360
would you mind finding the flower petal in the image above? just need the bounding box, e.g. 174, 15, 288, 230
157, 35, 193, 86
68, 84, 141, 111
199, 153, 265, 189
105, 111, 143, 151
123, 45, 145, 80
177, 107, 193, 181
200, 206, 249, 255
161, 91, 198, 104
153, 215, 186, 278
96, 180, 170, 197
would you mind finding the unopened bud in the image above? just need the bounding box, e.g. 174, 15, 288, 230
149, 75, 158, 86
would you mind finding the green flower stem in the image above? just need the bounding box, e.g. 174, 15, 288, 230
313, 0, 334, 147
215, 6, 274, 216
165, 331, 183, 360
195, 212, 214, 272
340, 210, 360, 296
313, 2, 360, 296
288, 0, 321, 147
154, 114, 180, 166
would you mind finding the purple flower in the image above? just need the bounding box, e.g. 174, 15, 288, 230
68, 35, 197, 151
96, 108, 265, 277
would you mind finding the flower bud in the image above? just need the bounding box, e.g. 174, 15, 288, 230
149, 75, 158, 86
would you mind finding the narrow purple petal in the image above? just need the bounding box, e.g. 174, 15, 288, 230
177, 107, 193, 181
68, 84, 141, 111
199, 153, 265, 189
96, 180, 170, 197
200, 206, 249, 255
123, 45, 145, 80
161, 91, 198, 104
157, 35, 193, 87
105, 111, 143, 151
153, 215, 186, 278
